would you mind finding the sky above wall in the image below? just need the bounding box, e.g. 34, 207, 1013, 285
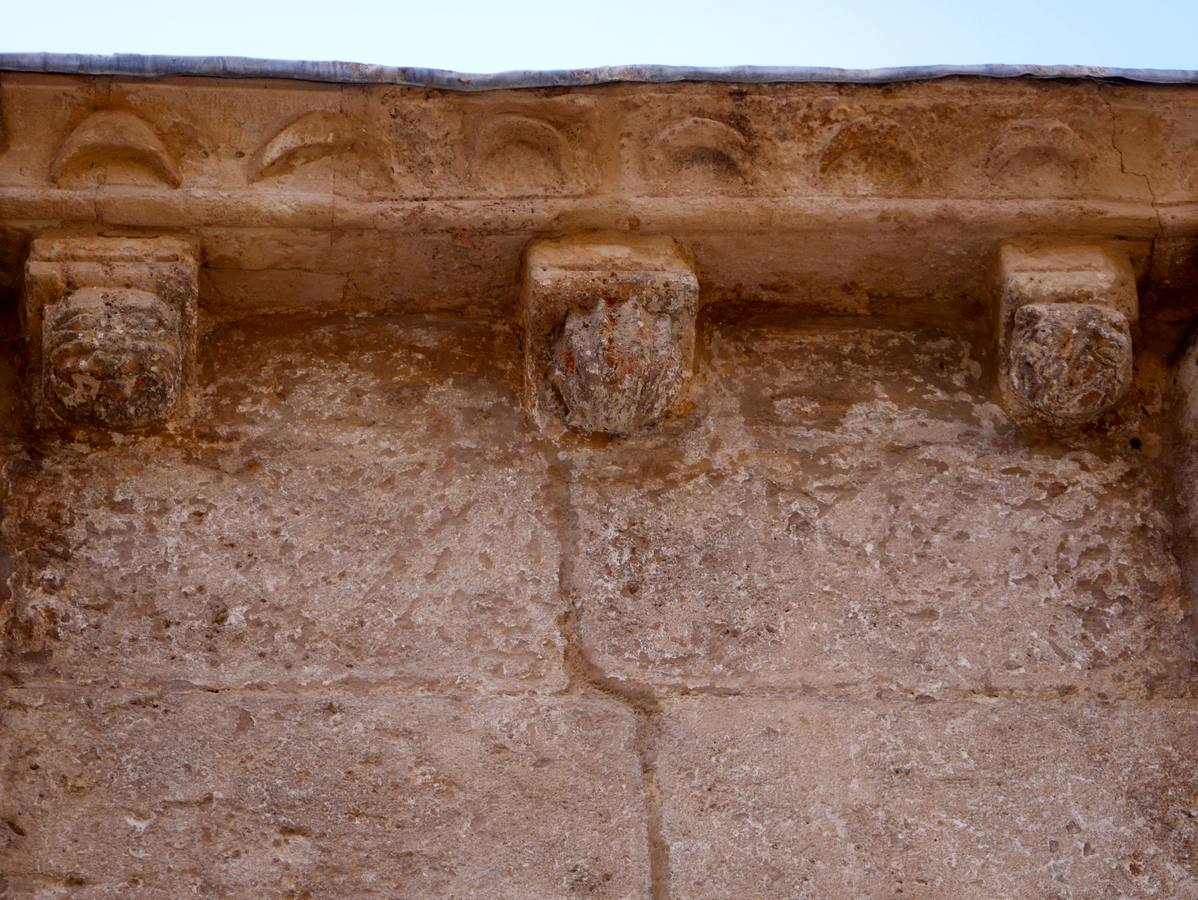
3, 0, 1195, 74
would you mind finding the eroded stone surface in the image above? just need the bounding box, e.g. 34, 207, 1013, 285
1, 68, 1197, 900
1172, 333, 1198, 604
0, 688, 648, 898
656, 698, 1198, 898
42, 287, 183, 428
1005, 302, 1133, 427
22, 233, 198, 431
995, 240, 1140, 432
521, 234, 698, 433
1, 314, 566, 691
570, 320, 1194, 697
551, 297, 685, 434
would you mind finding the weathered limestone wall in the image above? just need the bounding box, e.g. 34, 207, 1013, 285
1, 68, 1197, 897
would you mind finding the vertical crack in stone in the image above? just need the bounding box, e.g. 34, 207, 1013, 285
635, 709, 672, 900
1101, 87, 1163, 239
541, 443, 671, 899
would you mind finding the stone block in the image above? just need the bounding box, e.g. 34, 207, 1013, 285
655, 698, 1198, 897
521, 235, 699, 434
995, 240, 1138, 431
23, 233, 199, 430
570, 322, 1193, 697
2, 314, 567, 692
0, 688, 650, 898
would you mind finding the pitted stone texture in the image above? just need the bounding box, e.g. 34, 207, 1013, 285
1004, 302, 1133, 427
656, 698, 1198, 898
22, 233, 199, 430
521, 235, 698, 433
0, 688, 649, 898
42, 287, 182, 428
551, 296, 685, 433
570, 321, 1194, 697
1, 314, 566, 691
995, 240, 1139, 432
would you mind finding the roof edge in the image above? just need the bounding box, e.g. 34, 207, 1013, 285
1, 53, 1197, 90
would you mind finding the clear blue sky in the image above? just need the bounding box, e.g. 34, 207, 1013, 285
3, 0, 1195, 73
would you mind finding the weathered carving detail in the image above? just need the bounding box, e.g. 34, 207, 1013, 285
521, 235, 699, 434
818, 115, 922, 190
253, 110, 391, 186
42, 287, 183, 428
470, 114, 572, 194
995, 240, 1138, 431
648, 116, 750, 182
23, 233, 199, 430
50, 110, 180, 187
986, 118, 1088, 190
550, 296, 685, 433
1005, 302, 1132, 426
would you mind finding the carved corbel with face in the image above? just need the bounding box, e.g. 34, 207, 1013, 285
23, 233, 199, 431
520, 235, 699, 435
994, 239, 1138, 433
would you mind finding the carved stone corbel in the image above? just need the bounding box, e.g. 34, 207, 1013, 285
23, 233, 199, 430
994, 239, 1137, 432
520, 234, 699, 435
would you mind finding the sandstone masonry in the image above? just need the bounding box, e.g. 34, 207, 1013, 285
1, 60, 1197, 897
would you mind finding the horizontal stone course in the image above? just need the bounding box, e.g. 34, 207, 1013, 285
0, 687, 649, 898
2, 75, 1196, 319
656, 697, 1198, 898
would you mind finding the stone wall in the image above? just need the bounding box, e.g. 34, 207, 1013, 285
1, 68, 1197, 897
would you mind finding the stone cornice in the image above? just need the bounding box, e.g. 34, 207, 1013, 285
1, 72, 1196, 323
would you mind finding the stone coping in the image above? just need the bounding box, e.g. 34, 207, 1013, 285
1, 53, 1197, 89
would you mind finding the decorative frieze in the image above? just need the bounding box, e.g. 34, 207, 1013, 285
985, 118, 1087, 193
520, 235, 699, 434
22, 233, 199, 430
50, 110, 181, 188
994, 240, 1138, 432
2, 74, 1193, 319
